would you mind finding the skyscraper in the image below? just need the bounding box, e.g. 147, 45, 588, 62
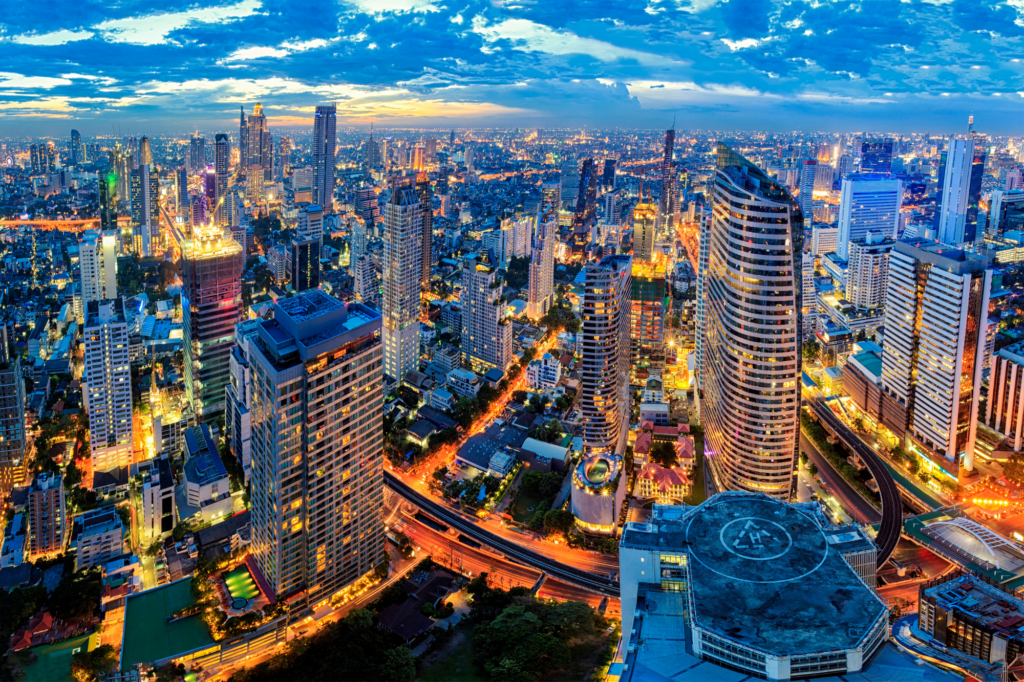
560, 159, 579, 211
860, 137, 893, 174
846, 234, 894, 309
239, 106, 247, 170
579, 254, 632, 459
540, 182, 561, 216
355, 187, 379, 225
84, 298, 134, 474
0, 328, 26, 500
247, 103, 271, 181
935, 137, 985, 246
290, 238, 320, 292
632, 191, 657, 262
80, 230, 118, 312
278, 136, 292, 178
572, 158, 598, 251
703, 143, 803, 499
630, 258, 667, 384
189, 136, 205, 171
248, 291, 384, 607
174, 168, 188, 216
129, 164, 159, 256
461, 252, 513, 373
658, 128, 676, 230
603, 190, 621, 226
602, 158, 616, 192
297, 204, 324, 249
214, 134, 231, 226
139, 136, 153, 167
527, 218, 556, 320
180, 225, 243, 423
70, 129, 81, 167
204, 168, 217, 225
799, 159, 817, 227
879, 239, 991, 475
26, 473, 66, 560
382, 180, 422, 383
312, 104, 337, 214
417, 173, 433, 290
836, 174, 902, 260
99, 172, 117, 231
30, 144, 40, 174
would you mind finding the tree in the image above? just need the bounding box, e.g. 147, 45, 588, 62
530, 419, 563, 444
376, 647, 416, 682
71, 644, 117, 682
543, 509, 575, 537
808, 461, 819, 476
504, 256, 530, 290
512, 390, 528, 404
648, 441, 679, 468
802, 339, 820, 359
48, 569, 102, 620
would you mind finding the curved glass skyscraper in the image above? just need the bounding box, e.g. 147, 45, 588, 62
703, 143, 804, 499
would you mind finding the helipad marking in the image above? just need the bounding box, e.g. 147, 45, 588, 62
720, 517, 793, 560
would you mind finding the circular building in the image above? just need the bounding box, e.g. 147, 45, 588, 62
620, 492, 889, 680
570, 454, 625, 534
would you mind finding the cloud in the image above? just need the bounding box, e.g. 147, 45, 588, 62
0, 73, 73, 90
10, 29, 94, 46
94, 0, 263, 45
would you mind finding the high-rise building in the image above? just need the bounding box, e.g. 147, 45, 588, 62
80, 230, 118, 314
633, 191, 657, 262
278, 136, 292, 178
181, 225, 243, 423
349, 217, 368, 274
799, 159, 817, 227
26, 473, 66, 560
248, 291, 384, 607
658, 128, 676, 230
355, 186, 379, 225
139, 136, 153, 167
238, 106, 247, 169
84, 298, 134, 474
935, 137, 985, 246
836, 174, 902, 260
846, 234, 894, 309
527, 218, 556, 320
579, 254, 632, 459
802, 250, 817, 339
312, 104, 337, 213
189, 136, 205, 172
460, 253, 513, 373
603, 190, 621, 226
214, 134, 231, 226
204, 167, 217, 223
174, 168, 188, 216
984, 342, 1024, 453
43, 142, 56, 173
630, 258, 667, 384
989, 189, 1024, 237
541, 182, 561, 215
572, 159, 599, 241
693, 212, 711, 401
560, 159, 579, 211
860, 138, 893, 174
0, 328, 26, 500
424, 137, 437, 163
297, 204, 324, 250
879, 239, 991, 475
70, 129, 81, 167
602, 158, 616, 192
29, 144, 40, 174
464, 144, 475, 173
247, 103, 271, 182
99, 172, 117, 231
382, 181, 422, 383
703, 144, 803, 499
290, 238, 320, 293
353, 255, 380, 306
129, 164, 159, 256
416, 172, 433, 290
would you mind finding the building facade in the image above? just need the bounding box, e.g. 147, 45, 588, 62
382, 183, 423, 383
836, 175, 902, 260
27, 473, 66, 560
460, 253, 512, 373
84, 298, 134, 473
312, 104, 337, 213
845, 234, 893, 309
79, 230, 118, 317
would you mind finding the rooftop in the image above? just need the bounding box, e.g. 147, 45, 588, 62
925, 574, 1024, 635
622, 493, 887, 656
121, 578, 214, 669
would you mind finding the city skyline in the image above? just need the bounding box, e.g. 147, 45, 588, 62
5, 1, 1024, 134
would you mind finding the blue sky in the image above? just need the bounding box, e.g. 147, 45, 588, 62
3, 0, 1024, 134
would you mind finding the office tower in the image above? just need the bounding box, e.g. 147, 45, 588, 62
1006, 168, 1023, 191
579, 254, 632, 459
174, 168, 188, 214
541, 182, 561, 215
214, 134, 230, 226
70, 129, 81, 166
0, 328, 26, 499
410, 146, 425, 171
247, 165, 264, 205
572, 158, 599, 251
464, 144, 475, 172
880, 239, 991, 475
602, 158, 616, 192
247, 103, 272, 181
424, 137, 437, 163
80, 230, 118, 311
139, 136, 153, 167
799, 159, 816, 227
290, 239, 320, 292
350, 219, 368, 276
239, 106, 247, 169
603, 190, 621, 226
811, 223, 839, 255
189, 135, 205, 171
860, 137, 893, 174
312, 104, 337, 213
836, 174, 903, 260
693, 212, 711, 401
355, 186, 379, 225
989, 190, 1024, 237
633, 191, 657, 262
191, 192, 206, 226
26, 473, 66, 560
84, 298, 134, 474
43, 142, 56, 172
450, 129, 455, 145
560, 159, 579, 211
703, 144, 803, 499
416, 172, 433, 289
278, 136, 292, 178
527, 219, 556, 320
657, 128, 677, 231
203, 168, 217, 224
129, 164, 159, 256
99, 172, 117, 231
30, 144, 40, 173
297, 204, 324, 250
363, 127, 380, 169
113, 144, 130, 201
802, 251, 817, 338
846, 234, 893, 309
813, 164, 834, 191
935, 137, 985, 246
630, 257, 667, 383
460, 253, 513, 373
181, 225, 243, 423
248, 291, 384, 607
382, 181, 422, 383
